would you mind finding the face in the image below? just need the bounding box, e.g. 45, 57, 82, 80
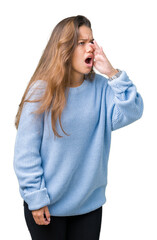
71, 25, 95, 81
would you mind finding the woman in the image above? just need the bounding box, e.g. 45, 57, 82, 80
13, 15, 144, 240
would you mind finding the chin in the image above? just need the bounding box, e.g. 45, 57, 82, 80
84, 68, 93, 74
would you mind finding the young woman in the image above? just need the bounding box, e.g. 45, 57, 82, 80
13, 15, 144, 240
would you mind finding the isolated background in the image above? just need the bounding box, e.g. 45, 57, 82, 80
0, 0, 156, 239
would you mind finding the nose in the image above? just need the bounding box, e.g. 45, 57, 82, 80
86, 42, 94, 53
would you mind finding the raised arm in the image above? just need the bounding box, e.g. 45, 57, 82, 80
106, 70, 144, 131
92, 40, 144, 130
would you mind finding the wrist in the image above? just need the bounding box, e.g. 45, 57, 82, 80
106, 68, 119, 78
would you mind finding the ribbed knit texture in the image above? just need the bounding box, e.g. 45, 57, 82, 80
13, 70, 144, 216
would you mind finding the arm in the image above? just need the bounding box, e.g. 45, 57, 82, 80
106, 70, 144, 131
92, 40, 144, 130
13, 80, 50, 211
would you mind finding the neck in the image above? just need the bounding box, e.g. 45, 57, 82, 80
69, 71, 84, 87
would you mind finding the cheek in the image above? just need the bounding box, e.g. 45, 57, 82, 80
72, 52, 82, 68
73, 47, 84, 60
71, 46, 86, 71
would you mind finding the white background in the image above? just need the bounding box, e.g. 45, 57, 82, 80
0, 0, 156, 239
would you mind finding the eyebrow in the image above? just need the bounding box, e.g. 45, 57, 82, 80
78, 38, 94, 42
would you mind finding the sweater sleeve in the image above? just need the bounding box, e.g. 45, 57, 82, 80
13, 80, 51, 210
106, 70, 144, 131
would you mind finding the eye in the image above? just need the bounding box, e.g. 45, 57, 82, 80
90, 40, 94, 44
78, 42, 85, 45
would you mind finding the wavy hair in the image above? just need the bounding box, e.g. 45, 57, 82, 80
15, 15, 95, 138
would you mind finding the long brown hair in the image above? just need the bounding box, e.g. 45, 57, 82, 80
15, 15, 95, 138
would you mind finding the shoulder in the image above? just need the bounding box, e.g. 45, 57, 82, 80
94, 73, 108, 89
30, 79, 47, 90
26, 80, 47, 100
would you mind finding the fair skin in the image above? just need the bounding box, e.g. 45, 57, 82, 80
31, 25, 119, 225
70, 25, 118, 87
32, 205, 51, 225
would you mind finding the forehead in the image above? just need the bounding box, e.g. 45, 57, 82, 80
78, 25, 93, 40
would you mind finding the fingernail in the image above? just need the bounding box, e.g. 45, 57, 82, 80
48, 217, 51, 221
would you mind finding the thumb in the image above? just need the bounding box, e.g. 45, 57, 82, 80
44, 206, 51, 222
100, 46, 105, 55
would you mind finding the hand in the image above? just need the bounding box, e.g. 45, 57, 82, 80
32, 206, 51, 225
92, 40, 118, 78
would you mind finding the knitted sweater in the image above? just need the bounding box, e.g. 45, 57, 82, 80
13, 70, 144, 216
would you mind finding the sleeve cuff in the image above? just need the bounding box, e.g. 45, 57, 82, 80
107, 70, 133, 94
24, 188, 51, 211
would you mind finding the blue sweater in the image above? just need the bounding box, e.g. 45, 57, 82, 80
13, 70, 144, 216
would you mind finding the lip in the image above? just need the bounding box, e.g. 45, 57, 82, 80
84, 54, 94, 68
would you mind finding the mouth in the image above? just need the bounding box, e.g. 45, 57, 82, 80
84, 56, 93, 67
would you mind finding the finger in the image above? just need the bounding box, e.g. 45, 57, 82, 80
33, 215, 41, 225
37, 213, 48, 225
100, 46, 107, 57
93, 48, 100, 56
94, 51, 102, 60
93, 40, 100, 50
44, 207, 51, 222
33, 212, 48, 225
90, 43, 96, 51
41, 211, 51, 225
32, 210, 42, 225
100, 46, 103, 53
37, 215, 43, 225
32, 213, 40, 225
100, 46, 104, 56
87, 42, 96, 54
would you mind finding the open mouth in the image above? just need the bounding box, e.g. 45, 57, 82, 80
85, 57, 93, 67
85, 57, 92, 64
